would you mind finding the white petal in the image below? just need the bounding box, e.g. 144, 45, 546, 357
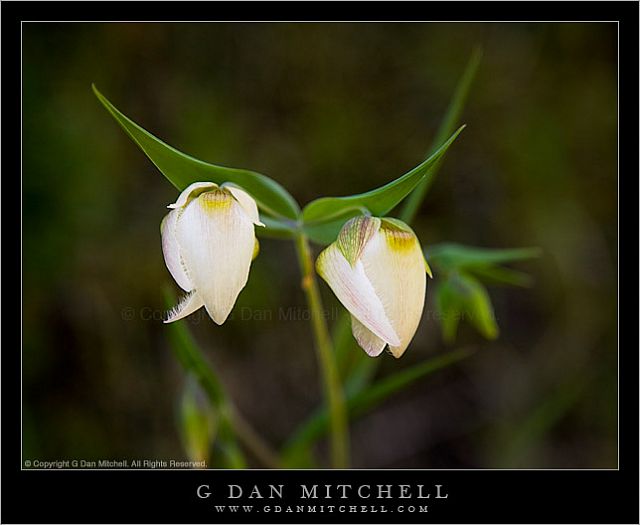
351, 315, 387, 357
360, 223, 426, 358
168, 182, 218, 209
316, 244, 400, 347
164, 292, 205, 323
224, 185, 265, 226
160, 209, 193, 291
175, 189, 255, 325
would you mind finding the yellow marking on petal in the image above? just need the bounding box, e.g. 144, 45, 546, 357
360, 223, 426, 358
380, 225, 417, 253
199, 189, 233, 212
252, 238, 260, 260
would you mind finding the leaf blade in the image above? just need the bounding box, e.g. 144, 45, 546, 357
281, 348, 474, 461
435, 273, 499, 343
301, 125, 465, 225
467, 265, 534, 287
428, 243, 541, 270
400, 47, 482, 223
92, 85, 300, 220
334, 51, 481, 379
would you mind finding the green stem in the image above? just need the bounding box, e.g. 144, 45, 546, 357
294, 233, 349, 468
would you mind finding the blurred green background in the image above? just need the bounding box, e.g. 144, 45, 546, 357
22, 22, 617, 468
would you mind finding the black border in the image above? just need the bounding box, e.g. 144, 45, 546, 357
3, 2, 638, 523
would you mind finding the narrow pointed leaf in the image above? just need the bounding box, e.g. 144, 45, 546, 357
281, 348, 474, 461
334, 52, 480, 384
333, 52, 480, 380
163, 289, 226, 406
93, 85, 300, 220
301, 125, 465, 225
344, 355, 378, 396
435, 277, 464, 344
462, 277, 498, 340
435, 273, 498, 343
467, 265, 533, 287
400, 47, 482, 223
428, 243, 541, 270
352, 347, 475, 412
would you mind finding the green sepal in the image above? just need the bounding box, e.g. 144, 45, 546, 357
336, 216, 381, 266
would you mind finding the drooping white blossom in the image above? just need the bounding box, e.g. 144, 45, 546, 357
316, 216, 431, 358
161, 182, 263, 324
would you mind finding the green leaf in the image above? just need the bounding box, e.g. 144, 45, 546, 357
344, 357, 378, 397
400, 47, 482, 223
436, 273, 498, 343
428, 243, 541, 270
435, 277, 464, 343
467, 265, 533, 287
430, 245, 539, 343
92, 85, 300, 220
163, 294, 226, 406
351, 347, 475, 412
281, 348, 474, 462
301, 125, 466, 226
304, 217, 358, 245
333, 51, 481, 382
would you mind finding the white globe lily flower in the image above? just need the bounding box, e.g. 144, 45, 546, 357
316, 216, 432, 358
161, 181, 264, 324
